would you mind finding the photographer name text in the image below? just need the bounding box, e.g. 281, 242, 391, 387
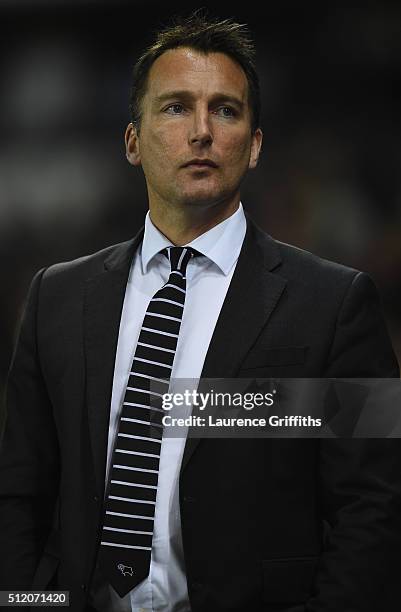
162, 415, 322, 428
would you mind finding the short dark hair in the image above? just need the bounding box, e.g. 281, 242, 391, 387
129, 11, 261, 133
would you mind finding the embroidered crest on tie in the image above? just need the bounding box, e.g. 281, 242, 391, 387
98, 246, 198, 597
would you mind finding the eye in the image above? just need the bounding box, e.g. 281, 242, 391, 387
215, 106, 236, 118
165, 103, 185, 115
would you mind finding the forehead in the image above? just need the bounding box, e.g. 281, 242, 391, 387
145, 47, 249, 101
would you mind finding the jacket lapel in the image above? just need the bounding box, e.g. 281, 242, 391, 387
84, 230, 144, 499
181, 216, 287, 473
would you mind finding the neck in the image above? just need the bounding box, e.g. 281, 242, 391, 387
148, 198, 240, 245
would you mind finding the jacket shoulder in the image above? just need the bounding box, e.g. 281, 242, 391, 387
40, 237, 140, 286
276, 239, 359, 281
247, 214, 361, 289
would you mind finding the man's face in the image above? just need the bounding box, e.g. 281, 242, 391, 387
126, 47, 262, 211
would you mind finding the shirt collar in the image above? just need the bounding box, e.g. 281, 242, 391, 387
141, 202, 246, 276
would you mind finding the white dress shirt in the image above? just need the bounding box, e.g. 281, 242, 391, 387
89, 203, 246, 612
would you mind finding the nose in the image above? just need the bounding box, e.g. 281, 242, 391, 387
188, 107, 213, 147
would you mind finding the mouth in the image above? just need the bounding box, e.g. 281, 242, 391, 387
183, 159, 218, 169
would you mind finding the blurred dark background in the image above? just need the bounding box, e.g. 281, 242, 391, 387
1, 0, 401, 403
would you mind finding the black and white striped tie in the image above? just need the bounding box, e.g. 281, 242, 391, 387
98, 246, 197, 597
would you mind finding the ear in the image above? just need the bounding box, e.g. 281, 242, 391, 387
248, 127, 263, 170
125, 122, 141, 166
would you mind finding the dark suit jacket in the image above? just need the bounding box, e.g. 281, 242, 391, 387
1, 214, 400, 612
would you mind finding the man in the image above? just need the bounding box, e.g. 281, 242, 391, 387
0, 12, 400, 612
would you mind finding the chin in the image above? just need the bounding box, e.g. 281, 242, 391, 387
178, 186, 235, 209
182, 196, 219, 208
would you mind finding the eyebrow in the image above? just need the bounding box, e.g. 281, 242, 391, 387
154, 90, 245, 109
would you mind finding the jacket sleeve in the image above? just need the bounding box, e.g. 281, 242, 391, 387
0, 269, 60, 589
307, 272, 401, 611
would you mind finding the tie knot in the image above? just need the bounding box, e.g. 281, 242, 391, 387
162, 246, 199, 275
